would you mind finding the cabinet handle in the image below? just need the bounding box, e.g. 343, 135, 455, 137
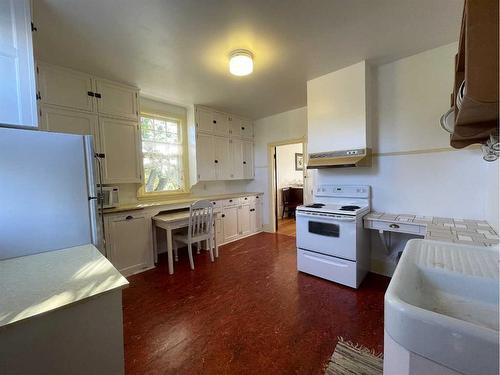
126, 215, 133, 220
241, 127, 245, 130
389, 224, 400, 229
244, 197, 247, 200
222, 214, 225, 218
214, 160, 218, 163
243, 161, 247, 164
213, 120, 217, 124
229, 199, 233, 202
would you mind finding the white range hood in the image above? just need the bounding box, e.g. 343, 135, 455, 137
306, 61, 372, 168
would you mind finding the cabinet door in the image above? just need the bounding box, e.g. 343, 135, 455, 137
213, 111, 230, 136
0, 0, 37, 127
214, 135, 231, 180
215, 215, 224, 245
243, 141, 254, 179
255, 198, 263, 231
196, 107, 213, 133
241, 119, 253, 139
238, 203, 252, 236
95, 79, 138, 120
250, 203, 257, 233
37, 63, 94, 112
39, 104, 100, 151
107, 214, 151, 276
222, 206, 239, 243
231, 138, 244, 179
196, 133, 216, 181
100, 116, 142, 183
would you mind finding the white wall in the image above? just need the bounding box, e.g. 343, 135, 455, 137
250, 42, 499, 276
245, 107, 308, 229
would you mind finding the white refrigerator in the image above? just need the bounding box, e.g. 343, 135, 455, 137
0, 127, 101, 260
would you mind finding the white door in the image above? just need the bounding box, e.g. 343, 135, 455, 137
222, 206, 239, 242
99, 116, 142, 183
231, 138, 244, 179
39, 104, 100, 151
37, 63, 94, 112
196, 107, 213, 133
241, 119, 253, 139
107, 214, 151, 276
0, 0, 37, 127
242, 141, 254, 179
196, 133, 216, 181
238, 203, 252, 236
214, 135, 231, 180
213, 111, 230, 136
95, 79, 138, 120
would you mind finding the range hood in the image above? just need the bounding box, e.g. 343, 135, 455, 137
306, 61, 372, 169
307, 148, 372, 169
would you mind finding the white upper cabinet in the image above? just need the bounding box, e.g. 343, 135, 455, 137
39, 104, 100, 151
99, 116, 142, 183
196, 107, 213, 133
231, 138, 244, 179
230, 116, 253, 139
0, 0, 37, 127
242, 141, 254, 179
212, 111, 230, 136
37, 63, 94, 112
196, 133, 216, 181
95, 79, 138, 120
214, 135, 231, 180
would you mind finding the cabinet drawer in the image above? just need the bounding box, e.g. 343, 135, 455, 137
210, 200, 223, 209
367, 219, 426, 235
240, 195, 255, 203
222, 198, 240, 207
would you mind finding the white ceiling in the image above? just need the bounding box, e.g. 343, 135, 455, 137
33, 0, 462, 119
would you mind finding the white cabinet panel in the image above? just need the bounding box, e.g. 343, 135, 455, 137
222, 206, 239, 243
215, 216, 223, 245
196, 133, 216, 181
196, 107, 213, 133
107, 213, 151, 276
0, 0, 37, 127
238, 203, 252, 236
229, 116, 253, 139
255, 197, 263, 231
37, 63, 94, 112
231, 138, 244, 180
241, 119, 253, 139
95, 79, 138, 120
100, 116, 142, 183
243, 141, 254, 179
39, 104, 100, 151
213, 111, 230, 136
214, 136, 231, 180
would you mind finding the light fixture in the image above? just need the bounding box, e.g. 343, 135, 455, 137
229, 49, 253, 76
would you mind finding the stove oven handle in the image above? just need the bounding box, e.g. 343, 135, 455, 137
296, 212, 356, 221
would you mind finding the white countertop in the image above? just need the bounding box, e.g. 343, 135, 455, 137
0, 244, 129, 328
103, 191, 264, 214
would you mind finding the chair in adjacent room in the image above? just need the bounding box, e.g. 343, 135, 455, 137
172, 200, 215, 270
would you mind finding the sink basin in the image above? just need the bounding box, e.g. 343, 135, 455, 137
385, 239, 499, 375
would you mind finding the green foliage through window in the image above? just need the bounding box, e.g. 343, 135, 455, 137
141, 115, 184, 193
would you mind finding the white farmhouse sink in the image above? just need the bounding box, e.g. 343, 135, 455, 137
385, 239, 499, 375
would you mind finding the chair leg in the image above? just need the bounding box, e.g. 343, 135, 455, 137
208, 236, 214, 262
213, 232, 219, 258
173, 240, 179, 262
197, 241, 201, 254
187, 243, 194, 270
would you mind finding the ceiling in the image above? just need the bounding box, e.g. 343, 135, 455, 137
33, 0, 462, 119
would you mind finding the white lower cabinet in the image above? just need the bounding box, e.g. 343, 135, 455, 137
238, 203, 252, 236
222, 205, 239, 243
105, 212, 153, 276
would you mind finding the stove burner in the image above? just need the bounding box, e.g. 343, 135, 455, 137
305, 203, 325, 208
339, 205, 361, 211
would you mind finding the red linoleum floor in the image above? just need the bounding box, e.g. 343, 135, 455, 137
123, 232, 390, 375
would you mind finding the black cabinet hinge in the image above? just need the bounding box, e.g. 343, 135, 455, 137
88, 91, 95, 97
31, 22, 37, 32
36, 91, 41, 100
95, 93, 102, 98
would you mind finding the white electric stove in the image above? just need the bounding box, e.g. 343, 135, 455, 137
296, 185, 371, 288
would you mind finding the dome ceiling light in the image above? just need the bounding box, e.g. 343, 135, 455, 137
229, 49, 253, 76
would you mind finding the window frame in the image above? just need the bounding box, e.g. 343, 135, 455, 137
137, 111, 190, 199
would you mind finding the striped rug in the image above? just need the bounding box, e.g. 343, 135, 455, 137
325, 337, 383, 375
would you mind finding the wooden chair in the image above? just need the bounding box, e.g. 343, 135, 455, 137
172, 200, 215, 270
282, 187, 303, 219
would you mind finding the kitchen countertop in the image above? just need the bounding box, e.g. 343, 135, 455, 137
364, 212, 499, 247
0, 244, 128, 328
103, 191, 264, 214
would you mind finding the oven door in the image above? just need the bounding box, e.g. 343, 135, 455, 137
296, 211, 357, 260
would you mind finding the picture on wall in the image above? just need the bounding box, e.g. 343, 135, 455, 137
295, 153, 304, 171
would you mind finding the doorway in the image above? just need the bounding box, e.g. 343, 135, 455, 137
274, 142, 304, 237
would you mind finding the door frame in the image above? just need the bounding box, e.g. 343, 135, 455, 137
267, 138, 307, 233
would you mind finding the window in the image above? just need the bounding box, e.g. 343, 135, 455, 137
140, 113, 186, 194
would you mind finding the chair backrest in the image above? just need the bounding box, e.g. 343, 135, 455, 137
188, 200, 214, 239
282, 187, 291, 205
